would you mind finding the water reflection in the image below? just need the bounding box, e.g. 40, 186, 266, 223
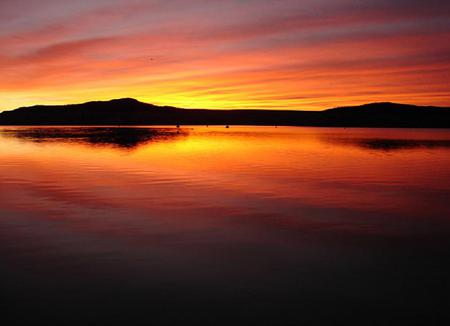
2, 126, 450, 152
0, 126, 187, 149
324, 136, 450, 151
1, 126, 450, 325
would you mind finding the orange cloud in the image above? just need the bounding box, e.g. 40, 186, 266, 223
0, 0, 449, 111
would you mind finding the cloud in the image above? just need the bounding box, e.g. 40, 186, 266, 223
0, 0, 449, 110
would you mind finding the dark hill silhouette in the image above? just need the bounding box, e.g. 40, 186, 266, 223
0, 99, 449, 128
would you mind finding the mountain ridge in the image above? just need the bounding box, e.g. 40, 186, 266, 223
1, 98, 449, 128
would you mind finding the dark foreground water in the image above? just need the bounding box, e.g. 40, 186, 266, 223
1, 126, 450, 325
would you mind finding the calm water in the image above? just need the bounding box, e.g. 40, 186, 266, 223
1, 126, 450, 325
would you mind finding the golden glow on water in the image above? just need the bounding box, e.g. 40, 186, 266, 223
1, 126, 450, 218
2, 126, 450, 324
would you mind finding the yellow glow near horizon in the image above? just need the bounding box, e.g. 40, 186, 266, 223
1, 1, 449, 112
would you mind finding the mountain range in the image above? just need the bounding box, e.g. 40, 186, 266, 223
1, 98, 449, 128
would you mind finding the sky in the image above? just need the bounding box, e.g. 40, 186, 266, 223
0, 0, 449, 111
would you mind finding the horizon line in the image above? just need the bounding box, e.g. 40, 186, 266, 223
2, 97, 450, 114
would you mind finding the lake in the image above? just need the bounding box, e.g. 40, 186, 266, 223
1, 126, 450, 325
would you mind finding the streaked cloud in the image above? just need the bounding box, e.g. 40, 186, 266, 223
1, 0, 449, 110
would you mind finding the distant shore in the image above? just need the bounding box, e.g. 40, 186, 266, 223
1, 98, 449, 128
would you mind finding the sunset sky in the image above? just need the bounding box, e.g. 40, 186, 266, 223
1, 0, 449, 111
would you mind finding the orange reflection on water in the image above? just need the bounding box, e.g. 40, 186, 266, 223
1, 126, 450, 325
1, 126, 450, 228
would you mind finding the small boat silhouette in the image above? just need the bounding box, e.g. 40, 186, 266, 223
225, 125, 229, 128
